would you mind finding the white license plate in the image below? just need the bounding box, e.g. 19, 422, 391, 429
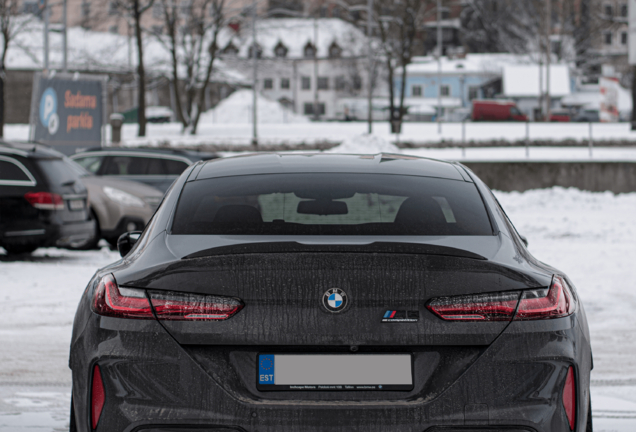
257, 354, 413, 391
69, 200, 84, 211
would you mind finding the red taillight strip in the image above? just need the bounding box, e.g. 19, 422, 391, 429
91, 275, 154, 319
91, 365, 105, 430
562, 366, 576, 430
426, 292, 520, 321
514, 276, 575, 321
91, 274, 244, 321
24, 192, 64, 210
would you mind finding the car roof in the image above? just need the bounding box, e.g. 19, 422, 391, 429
0, 141, 65, 159
73, 146, 217, 161
194, 153, 469, 182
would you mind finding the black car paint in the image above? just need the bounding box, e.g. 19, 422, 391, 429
0, 145, 95, 252
69, 154, 592, 432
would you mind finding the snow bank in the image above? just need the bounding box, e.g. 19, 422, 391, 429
326, 134, 400, 153
199, 90, 309, 124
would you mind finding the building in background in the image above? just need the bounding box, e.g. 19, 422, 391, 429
219, 18, 381, 120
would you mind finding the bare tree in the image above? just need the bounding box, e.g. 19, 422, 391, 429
159, 0, 234, 134
369, 0, 433, 129
0, 4, 33, 137
112, 0, 155, 137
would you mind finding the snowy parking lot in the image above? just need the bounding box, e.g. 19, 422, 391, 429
1, 187, 635, 431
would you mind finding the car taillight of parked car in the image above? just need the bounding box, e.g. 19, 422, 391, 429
426, 276, 575, 322
24, 192, 64, 210
91, 274, 244, 320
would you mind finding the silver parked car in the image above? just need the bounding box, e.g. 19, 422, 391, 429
65, 158, 163, 249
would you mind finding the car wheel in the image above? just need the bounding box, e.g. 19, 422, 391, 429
3, 243, 39, 255
70, 209, 101, 250
587, 397, 593, 432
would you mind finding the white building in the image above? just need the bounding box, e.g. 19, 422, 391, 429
219, 18, 377, 119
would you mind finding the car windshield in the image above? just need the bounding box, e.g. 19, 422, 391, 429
171, 173, 492, 236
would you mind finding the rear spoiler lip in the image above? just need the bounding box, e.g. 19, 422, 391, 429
182, 241, 487, 261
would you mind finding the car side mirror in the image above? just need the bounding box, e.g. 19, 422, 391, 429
117, 231, 142, 257
519, 235, 529, 247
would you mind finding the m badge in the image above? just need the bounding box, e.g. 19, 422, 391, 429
382, 310, 419, 323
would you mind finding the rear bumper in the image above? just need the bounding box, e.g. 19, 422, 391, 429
69, 314, 591, 432
1, 219, 95, 248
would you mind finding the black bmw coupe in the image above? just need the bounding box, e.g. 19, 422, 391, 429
69, 153, 592, 432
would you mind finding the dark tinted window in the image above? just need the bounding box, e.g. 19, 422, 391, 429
172, 174, 492, 236
0, 159, 31, 182
74, 156, 104, 173
165, 159, 189, 175
147, 158, 165, 175
104, 156, 148, 175
38, 159, 82, 186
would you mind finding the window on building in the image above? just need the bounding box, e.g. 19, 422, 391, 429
180, 0, 192, 18
108, 1, 118, 15
304, 103, 314, 115
468, 86, 479, 101
317, 77, 329, 90
353, 76, 362, 91
22, 1, 40, 15
302, 76, 311, 90
152, 3, 163, 18
441, 8, 450, 19
335, 76, 346, 91
604, 31, 613, 45
274, 41, 288, 58
621, 3, 628, 17
152, 25, 163, 35
281, 78, 290, 89
109, 25, 119, 34
248, 44, 262, 59
622, 31, 628, 45
329, 42, 342, 59
317, 103, 326, 115
263, 79, 273, 90
412, 85, 422, 97
605, 4, 613, 18
223, 42, 239, 56
304, 42, 317, 58
82, 1, 91, 18
440, 85, 450, 97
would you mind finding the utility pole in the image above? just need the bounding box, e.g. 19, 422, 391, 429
545, 0, 551, 121
436, 0, 442, 133
251, 0, 258, 147
62, 0, 68, 72
313, 17, 319, 120
43, 0, 49, 72
366, 0, 373, 133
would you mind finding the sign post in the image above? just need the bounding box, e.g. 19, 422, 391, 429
29, 73, 107, 155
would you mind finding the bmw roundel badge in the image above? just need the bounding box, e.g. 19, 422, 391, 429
322, 288, 348, 313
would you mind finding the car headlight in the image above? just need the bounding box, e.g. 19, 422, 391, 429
103, 186, 145, 208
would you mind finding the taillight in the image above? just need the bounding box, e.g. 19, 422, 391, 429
426, 275, 576, 322
562, 366, 576, 430
514, 276, 575, 321
91, 274, 244, 320
91, 274, 154, 319
91, 364, 105, 430
148, 290, 244, 320
426, 291, 520, 321
24, 192, 64, 210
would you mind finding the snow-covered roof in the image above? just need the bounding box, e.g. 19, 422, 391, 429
4, 16, 249, 85
220, 18, 367, 59
503, 65, 571, 97
406, 53, 541, 76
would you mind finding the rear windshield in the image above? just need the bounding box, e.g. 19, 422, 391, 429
172, 174, 492, 236
38, 159, 83, 186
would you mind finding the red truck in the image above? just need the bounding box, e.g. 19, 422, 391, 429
471, 100, 528, 121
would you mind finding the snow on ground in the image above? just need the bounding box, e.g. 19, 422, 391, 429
325, 134, 399, 153
199, 89, 309, 125
1, 188, 636, 430
7, 121, 636, 149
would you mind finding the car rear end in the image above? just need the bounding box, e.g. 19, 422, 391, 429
69, 155, 591, 432
0, 149, 94, 253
